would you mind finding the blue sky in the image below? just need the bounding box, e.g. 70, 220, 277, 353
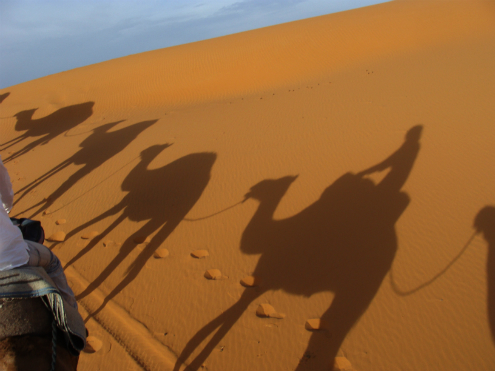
0, 0, 388, 89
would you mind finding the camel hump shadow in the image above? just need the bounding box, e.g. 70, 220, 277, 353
14, 101, 94, 134
175, 125, 422, 371
120, 146, 217, 222
15, 119, 158, 217
70, 119, 156, 166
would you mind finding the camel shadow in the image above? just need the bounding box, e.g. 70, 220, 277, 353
175, 125, 423, 370
474, 205, 495, 345
63, 145, 217, 319
0, 101, 94, 162
14, 119, 157, 217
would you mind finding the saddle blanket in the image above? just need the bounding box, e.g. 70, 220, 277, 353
0, 266, 86, 354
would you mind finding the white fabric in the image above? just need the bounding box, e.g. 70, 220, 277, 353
0, 155, 29, 271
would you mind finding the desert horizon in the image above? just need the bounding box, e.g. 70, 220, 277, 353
1, 1, 495, 370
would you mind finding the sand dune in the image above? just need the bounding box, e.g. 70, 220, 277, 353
1, 0, 495, 370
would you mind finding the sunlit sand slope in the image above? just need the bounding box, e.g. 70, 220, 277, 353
1, 1, 495, 370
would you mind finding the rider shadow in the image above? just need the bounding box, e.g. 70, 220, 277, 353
63, 145, 217, 319
15, 119, 157, 217
1, 101, 94, 162
474, 205, 495, 345
175, 125, 423, 370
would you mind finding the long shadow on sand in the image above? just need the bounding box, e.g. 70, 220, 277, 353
0, 92, 10, 104
175, 125, 423, 370
15, 119, 157, 217
474, 206, 495, 345
1, 102, 94, 162
64, 145, 216, 319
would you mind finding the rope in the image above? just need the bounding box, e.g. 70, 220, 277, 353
184, 199, 246, 222
50, 318, 57, 371
390, 231, 477, 296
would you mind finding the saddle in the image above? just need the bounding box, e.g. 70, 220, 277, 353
0, 267, 86, 355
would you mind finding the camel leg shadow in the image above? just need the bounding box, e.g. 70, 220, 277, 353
13, 160, 71, 207
0, 135, 26, 151
64, 203, 127, 269
79, 217, 182, 321
174, 289, 265, 371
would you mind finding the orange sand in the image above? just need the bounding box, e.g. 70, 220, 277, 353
1, 1, 495, 370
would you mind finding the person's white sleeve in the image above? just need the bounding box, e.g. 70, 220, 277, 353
0, 155, 14, 213
0, 203, 29, 271
0, 154, 29, 271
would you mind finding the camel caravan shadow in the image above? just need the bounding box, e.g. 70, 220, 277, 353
1, 101, 95, 163
63, 145, 217, 319
175, 125, 423, 371
14, 119, 157, 217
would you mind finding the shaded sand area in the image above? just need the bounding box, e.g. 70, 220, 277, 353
1, 0, 495, 369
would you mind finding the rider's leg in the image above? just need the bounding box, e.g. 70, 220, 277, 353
24, 240, 78, 308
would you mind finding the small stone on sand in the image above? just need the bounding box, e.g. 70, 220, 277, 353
46, 231, 66, 242
256, 304, 285, 319
305, 318, 327, 331
153, 248, 169, 258
240, 276, 261, 287
333, 357, 353, 371
191, 249, 209, 258
84, 336, 103, 353
204, 269, 222, 280
134, 236, 151, 244
55, 219, 66, 225
81, 231, 99, 239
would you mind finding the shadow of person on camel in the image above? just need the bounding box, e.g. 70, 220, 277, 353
174, 125, 423, 371
63, 145, 217, 320
14, 119, 157, 217
1, 102, 94, 163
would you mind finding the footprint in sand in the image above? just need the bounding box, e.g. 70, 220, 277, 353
81, 231, 99, 239
46, 231, 66, 242
256, 303, 285, 319
55, 219, 66, 225
191, 250, 209, 259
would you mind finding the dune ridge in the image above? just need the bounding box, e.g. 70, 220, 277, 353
1, 0, 494, 116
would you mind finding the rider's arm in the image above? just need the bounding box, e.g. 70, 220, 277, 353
0, 155, 30, 271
